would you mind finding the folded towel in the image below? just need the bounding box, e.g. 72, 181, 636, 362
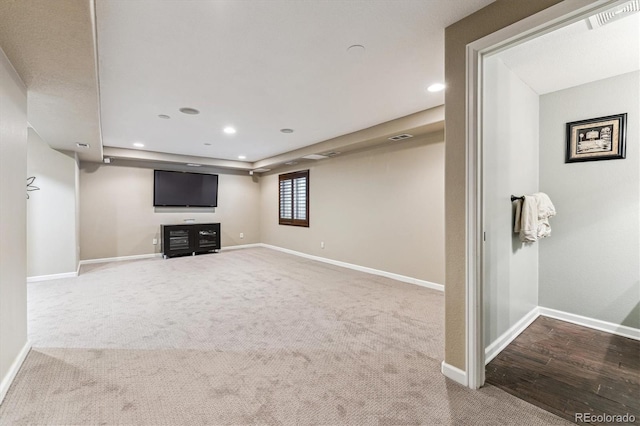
519, 195, 539, 242
516, 192, 556, 243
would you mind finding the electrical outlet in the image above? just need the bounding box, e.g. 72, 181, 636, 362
240, 233, 244, 239
320, 241, 325, 249
152, 238, 158, 245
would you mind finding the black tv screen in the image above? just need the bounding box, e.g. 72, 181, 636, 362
154, 170, 218, 207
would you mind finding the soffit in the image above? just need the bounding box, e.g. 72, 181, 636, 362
0, 0, 102, 161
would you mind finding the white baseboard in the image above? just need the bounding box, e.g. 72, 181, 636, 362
79, 245, 260, 265
0, 340, 31, 404
485, 307, 540, 365
27, 271, 78, 283
441, 361, 467, 386
221, 243, 262, 251
484, 306, 640, 366
260, 244, 444, 292
79, 253, 162, 266
539, 307, 640, 341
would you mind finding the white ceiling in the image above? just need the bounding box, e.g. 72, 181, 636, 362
497, 10, 639, 94
6, 1, 633, 168
95, 0, 493, 162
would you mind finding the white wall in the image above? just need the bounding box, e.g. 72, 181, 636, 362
539, 71, 640, 329
26, 128, 79, 277
0, 47, 28, 401
260, 133, 445, 285
79, 163, 261, 260
482, 56, 540, 347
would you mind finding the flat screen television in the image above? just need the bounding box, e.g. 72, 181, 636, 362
153, 170, 218, 207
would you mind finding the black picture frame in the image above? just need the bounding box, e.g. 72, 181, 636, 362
565, 113, 627, 163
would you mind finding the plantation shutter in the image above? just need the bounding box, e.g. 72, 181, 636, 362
279, 170, 309, 227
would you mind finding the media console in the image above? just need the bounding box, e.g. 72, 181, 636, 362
161, 223, 221, 259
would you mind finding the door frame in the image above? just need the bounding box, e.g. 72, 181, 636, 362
463, 0, 623, 389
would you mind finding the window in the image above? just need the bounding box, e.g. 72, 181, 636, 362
279, 170, 309, 227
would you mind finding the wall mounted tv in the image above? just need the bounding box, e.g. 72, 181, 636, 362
153, 170, 219, 207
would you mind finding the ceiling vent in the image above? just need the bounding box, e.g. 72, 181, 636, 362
388, 133, 413, 141
284, 161, 298, 166
76, 142, 90, 148
321, 151, 341, 157
252, 168, 271, 173
302, 154, 329, 160
587, 0, 639, 29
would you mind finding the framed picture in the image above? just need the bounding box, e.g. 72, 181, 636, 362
566, 113, 627, 163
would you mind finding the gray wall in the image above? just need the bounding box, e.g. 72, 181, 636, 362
27, 128, 79, 277
79, 163, 261, 260
539, 71, 640, 328
482, 56, 540, 347
260, 133, 445, 285
0, 47, 28, 399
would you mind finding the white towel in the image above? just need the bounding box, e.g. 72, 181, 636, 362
533, 192, 556, 239
516, 192, 556, 243
519, 195, 539, 242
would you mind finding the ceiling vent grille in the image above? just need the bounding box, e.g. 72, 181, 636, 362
321, 151, 341, 157
302, 154, 329, 160
587, 0, 639, 29
388, 133, 414, 141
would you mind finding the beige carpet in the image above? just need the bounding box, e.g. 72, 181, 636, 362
0, 247, 570, 425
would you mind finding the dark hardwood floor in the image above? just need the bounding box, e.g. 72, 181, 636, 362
486, 316, 640, 425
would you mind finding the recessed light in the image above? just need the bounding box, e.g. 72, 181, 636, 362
158, 114, 171, 119
76, 142, 90, 148
186, 163, 201, 167
280, 128, 294, 133
238, 155, 246, 160
133, 142, 145, 148
179, 107, 200, 115
224, 126, 236, 134
427, 83, 445, 93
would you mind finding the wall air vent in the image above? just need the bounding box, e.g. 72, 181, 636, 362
587, 0, 639, 29
388, 133, 414, 141
76, 142, 90, 148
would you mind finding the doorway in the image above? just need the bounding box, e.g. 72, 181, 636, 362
464, 0, 639, 390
